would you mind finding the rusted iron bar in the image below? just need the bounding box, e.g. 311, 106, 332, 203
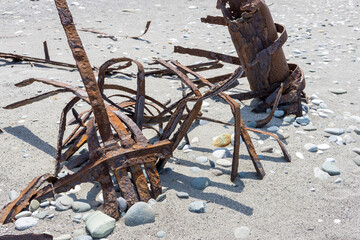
145, 61, 223, 76
0, 233, 53, 240
43, 41, 50, 61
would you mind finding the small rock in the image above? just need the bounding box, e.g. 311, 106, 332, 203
304, 143, 318, 152
334, 178, 342, 183
211, 169, 223, 176
9, 190, 19, 201
47, 213, 54, 219
156, 193, 166, 202
34, 211, 49, 219
329, 89, 347, 94
334, 219, 341, 224
234, 226, 250, 239
39, 201, 50, 208
75, 236, 93, 240
310, 188, 316, 192
190, 166, 202, 173
191, 137, 199, 143
314, 167, 330, 180
296, 116, 311, 126
117, 197, 127, 212
157, 230, 166, 238
212, 148, 230, 159
317, 144, 330, 150
86, 211, 116, 238
188, 201, 206, 213
260, 146, 273, 153
274, 110, 285, 118
353, 156, 360, 166
296, 152, 304, 159
209, 159, 215, 168
247, 121, 257, 128
283, 116, 293, 123
124, 202, 155, 226
353, 148, 360, 155
176, 192, 189, 199
53, 234, 72, 240
216, 159, 232, 167
191, 177, 210, 190
324, 128, 344, 135
322, 160, 340, 176
304, 125, 317, 131
267, 126, 279, 132
213, 133, 231, 147
344, 135, 356, 144
56, 195, 74, 211
15, 211, 32, 220
14, 217, 38, 230
196, 156, 208, 164
72, 201, 91, 213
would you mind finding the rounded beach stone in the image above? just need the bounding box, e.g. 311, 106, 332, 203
188, 201, 206, 213
234, 226, 251, 239
176, 192, 189, 199
216, 159, 232, 167
324, 128, 344, 135
191, 177, 210, 190
322, 160, 340, 176
353, 148, 360, 155
212, 148, 230, 159
86, 211, 116, 238
15, 217, 38, 230
53, 234, 72, 240
304, 143, 318, 152
213, 133, 231, 147
75, 236, 93, 240
353, 156, 360, 166
124, 202, 155, 226
9, 190, 19, 201
15, 211, 32, 220
156, 231, 166, 238
56, 195, 74, 211
196, 156, 208, 164
117, 197, 127, 212
72, 201, 91, 212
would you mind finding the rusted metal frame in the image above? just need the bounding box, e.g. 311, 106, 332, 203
126, 21, 151, 39
174, 46, 241, 65
144, 61, 223, 76
98, 58, 146, 129
0, 233, 53, 240
43, 41, 50, 61
255, 83, 284, 128
0, 52, 77, 69
201, 15, 227, 25
54, 0, 113, 143
0, 174, 52, 224
173, 61, 265, 180
3, 89, 69, 109
61, 128, 87, 160
68, 109, 91, 125
55, 97, 81, 176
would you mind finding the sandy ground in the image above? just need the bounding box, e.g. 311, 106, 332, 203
0, 0, 360, 239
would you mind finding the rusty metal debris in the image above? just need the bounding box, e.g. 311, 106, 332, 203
0, 233, 53, 240
0, 0, 302, 224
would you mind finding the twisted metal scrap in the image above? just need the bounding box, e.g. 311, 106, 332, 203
0, 0, 292, 224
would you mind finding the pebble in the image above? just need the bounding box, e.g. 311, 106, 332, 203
296, 152, 304, 159
324, 128, 345, 135
274, 110, 285, 118
15, 211, 32, 220
296, 116, 311, 126
53, 234, 72, 240
334, 219, 341, 224
47, 213, 54, 219
75, 236, 93, 240
15, 217, 38, 230
86, 211, 116, 238
216, 159, 232, 167
314, 167, 330, 180
283, 116, 293, 123
176, 192, 189, 199
310, 188, 316, 192
28, 199, 40, 212
322, 159, 340, 175
196, 156, 208, 164
334, 178, 342, 184
199, 119, 210, 126
267, 126, 279, 132
156, 193, 166, 202
191, 177, 210, 190
317, 144, 330, 150
311, 99, 324, 105
260, 146, 273, 153
117, 197, 127, 212
188, 201, 206, 213
34, 210, 49, 219
9, 190, 19, 201
213, 133, 231, 147
353, 148, 360, 155
247, 121, 257, 128
344, 135, 356, 144
304, 143, 318, 152
190, 166, 202, 173
211, 169, 223, 176
157, 231, 166, 238
124, 202, 155, 226
55, 195, 74, 211
191, 137, 199, 143
353, 156, 360, 166
188, 5, 198, 9
329, 89, 347, 94
72, 201, 91, 212
40, 201, 50, 208
234, 226, 251, 239
212, 148, 230, 159
304, 125, 317, 131
209, 159, 215, 168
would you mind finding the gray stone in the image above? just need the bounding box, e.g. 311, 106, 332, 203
296, 116, 311, 125
353, 148, 360, 155
329, 89, 347, 94
211, 169, 223, 176
324, 128, 344, 135
304, 125, 317, 131
72, 201, 91, 213
156, 193, 166, 202
196, 156, 208, 164
216, 159, 232, 167
73, 228, 87, 238
209, 159, 215, 168
14, 217, 38, 230
157, 230, 166, 238
267, 126, 279, 132
15, 211, 32, 220
9, 190, 19, 201
190, 166, 202, 173
283, 116, 293, 123
75, 236, 93, 240
124, 202, 155, 226
212, 148, 230, 159
191, 177, 210, 190
53, 234, 72, 240
82, 212, 93, 221
86, 211, 116, 238
247, 121, 257, 128
334, 178, 342, 184
117, 197, 127, 212
189, 201, 206, 213
317, 144, 330, 150
56, 195, 74, 211
234, 226, 251, 239
39, 201, 50, 208
344, 135, 356, 144
322, 160, 340, 176
314, 167, 330, 180
274, 110, 285, 118
304, 143, 318, 152
34, 210, 49, 219
47, 214, 54, 219
176, 192, 189, 199
353, 156, 360, 166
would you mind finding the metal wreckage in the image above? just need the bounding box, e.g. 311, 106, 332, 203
0, 0, 305, 231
